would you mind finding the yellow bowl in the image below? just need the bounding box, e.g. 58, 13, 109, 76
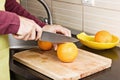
77, 32, 119, 50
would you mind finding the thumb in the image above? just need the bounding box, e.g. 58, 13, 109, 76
53, 44, 58, 51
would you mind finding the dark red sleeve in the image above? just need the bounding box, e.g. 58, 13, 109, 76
0, 11, 20, 34
5, 0, 46, 27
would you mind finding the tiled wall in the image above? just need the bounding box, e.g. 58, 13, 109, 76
52, 1, 83, 31
21, 0, 120, 38
21, 0, 52, 18
83, 0, 120, 38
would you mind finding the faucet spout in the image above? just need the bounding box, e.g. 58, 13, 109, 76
37, 0, 53, 25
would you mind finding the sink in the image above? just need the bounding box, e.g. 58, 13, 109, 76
9, 34, 38, 49
9, 0, 52, 49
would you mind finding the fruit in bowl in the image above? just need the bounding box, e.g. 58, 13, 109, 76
77, 30, 119, 50
95, 30, 112, 43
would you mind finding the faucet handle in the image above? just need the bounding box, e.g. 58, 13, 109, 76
38, 0, 53, 25
44, 18, 49, 24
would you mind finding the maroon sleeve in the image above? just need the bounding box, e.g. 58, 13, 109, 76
5, 0, 46, 27
0, 11, 20, 34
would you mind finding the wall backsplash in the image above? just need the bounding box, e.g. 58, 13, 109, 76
21, 0, 52, 19
52, 1, 83, 31
20, 0, 120, 38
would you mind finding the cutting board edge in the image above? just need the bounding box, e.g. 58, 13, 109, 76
13, 56, 81, 80
14, 56, 112, 80
80, 62, 112, 78
13, 48, 112, 80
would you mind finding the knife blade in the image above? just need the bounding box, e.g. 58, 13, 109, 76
40, 31, 79, 43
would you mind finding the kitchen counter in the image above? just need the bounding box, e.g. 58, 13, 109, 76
10, 41, 120, 80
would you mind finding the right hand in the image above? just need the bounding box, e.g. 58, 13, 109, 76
13, 16, 42, 41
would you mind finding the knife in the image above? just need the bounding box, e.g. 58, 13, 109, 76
40, 31, 79, 43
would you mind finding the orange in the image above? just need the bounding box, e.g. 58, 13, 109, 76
95, 30, 112, 43
57, 42, 78, 63
38, 40, 53, 50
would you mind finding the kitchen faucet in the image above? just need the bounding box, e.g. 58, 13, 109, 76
9, 0, 53, 49
37, 0, 53, 25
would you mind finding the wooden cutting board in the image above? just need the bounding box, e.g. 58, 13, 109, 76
13, 48, 112, 80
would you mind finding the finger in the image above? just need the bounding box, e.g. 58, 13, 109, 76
13, 34, 25, 40
53, 44, 58, 51
28, 27, 36, 40
13, 33, 31, 41
35, 24, 42, 40
56, 26, 71, 37
65, 29, 71, 37
23, 34, 31, 41
60, 29, 71, 37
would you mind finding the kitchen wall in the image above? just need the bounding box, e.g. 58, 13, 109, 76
20, 0, 120, 39
83, 0, 120, 38
20, 0, 52, 20
52, 0, 83, 34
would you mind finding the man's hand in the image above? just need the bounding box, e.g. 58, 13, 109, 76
42, 25, 71, 37
42, 25, 71, 50
13, 16, 42, 41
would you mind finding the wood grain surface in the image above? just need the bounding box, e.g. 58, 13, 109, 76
13, 48, 112, 80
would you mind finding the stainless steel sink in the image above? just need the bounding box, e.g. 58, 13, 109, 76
9, 34, 38, 49
9, 0, 52, 49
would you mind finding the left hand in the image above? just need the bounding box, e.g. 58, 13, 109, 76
42, 25, 71, 50
42, 25, 71, 37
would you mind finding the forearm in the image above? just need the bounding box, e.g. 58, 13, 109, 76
0, 11, 19, 34
5, 0, 46, 27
